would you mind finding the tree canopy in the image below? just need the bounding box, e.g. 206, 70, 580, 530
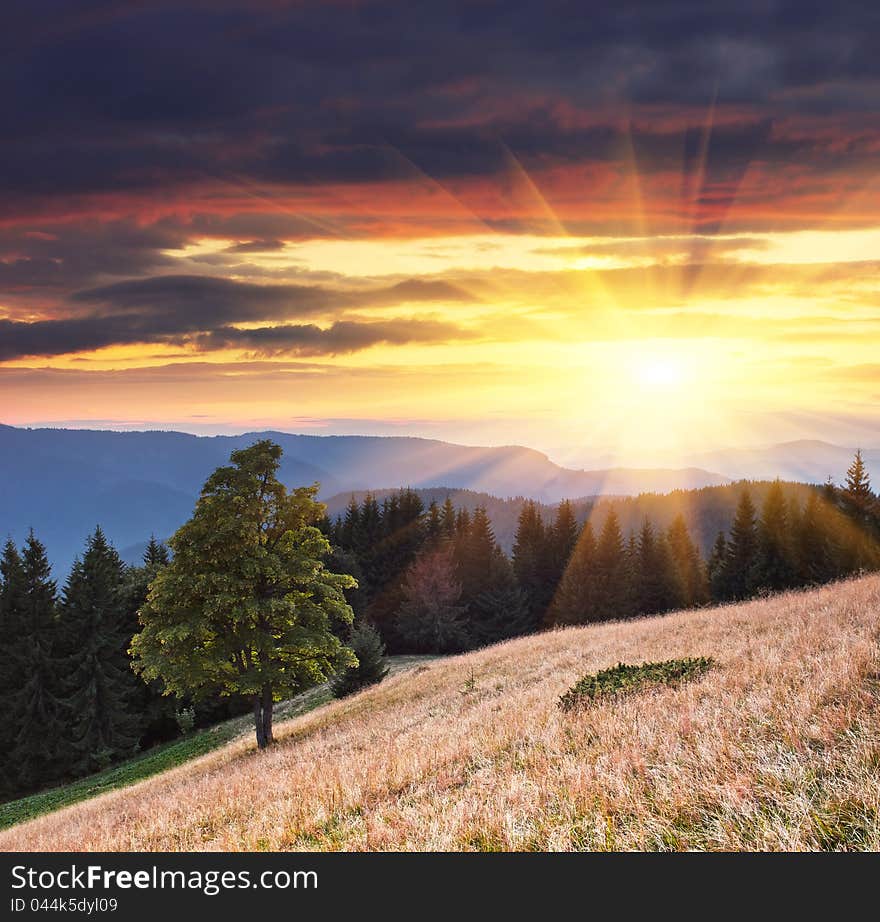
131, 440, 356, 748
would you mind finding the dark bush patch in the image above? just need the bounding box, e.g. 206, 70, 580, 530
559, 657, 715, 712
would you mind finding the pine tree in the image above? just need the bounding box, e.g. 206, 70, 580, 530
796, 490, 835, 584
844, 449, 872, 505
547, 500, 578, 582
666, 514, 708, 608
123, 536, 176, 748
512, 500, 549, 622
592, 509, 629, 619
455, 507, 506, 601
707, 531, 728, 600
841, 449, 879, 548
11, 532, 68, 791
360, 493, 383, 549
725, 489, 759, 600
547, 520, 596, 625
634, 519, 678, 615
339, 496, 361, 550
469, 579, 533, 646
330, 620, 389, 698
62, 528, 142, 773
754, 481, 795, 592
440, 497, 456, 538
143, 535, 170, 569
396, 547, 468, 653
0, 539, 27, 794
425, 501, 442, 541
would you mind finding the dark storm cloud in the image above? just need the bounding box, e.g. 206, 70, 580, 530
72, 274, 474, 318
2, 1, 880, 209
201, 318, 471, 356
0, 274, 477, 360
225, 239, 287, 253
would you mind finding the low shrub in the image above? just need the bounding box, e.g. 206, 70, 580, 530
559, 657, 715, 711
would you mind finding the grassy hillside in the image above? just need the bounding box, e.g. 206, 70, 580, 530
2, 577, 880, 851
0, 655, 431, 833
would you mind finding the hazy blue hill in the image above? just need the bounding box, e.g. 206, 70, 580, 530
0, 424, 730, 576
689, 439, 880, 485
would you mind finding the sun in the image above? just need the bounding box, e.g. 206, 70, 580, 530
633, 356, 687, 391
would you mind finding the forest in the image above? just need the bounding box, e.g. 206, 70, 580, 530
1, 448, 878, 800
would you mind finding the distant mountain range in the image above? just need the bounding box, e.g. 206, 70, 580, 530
686, 440, 880, 485
0, 424, 729, 576
0, 424, 873, 578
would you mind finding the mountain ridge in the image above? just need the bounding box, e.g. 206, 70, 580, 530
0, 424, 729, 575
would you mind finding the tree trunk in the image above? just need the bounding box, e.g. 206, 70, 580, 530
261, 684, 274, 746
253, 695, 267, 749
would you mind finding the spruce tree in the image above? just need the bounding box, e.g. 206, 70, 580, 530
469, 579, 533, 646
707, 531, 728, 600
339, 496, 361, 550
123, 537, 176, 747
844, 449, 872, 506
547, 520, 596, 625
725, 489, 759, 600
592, 509, 629, 619
667, 514, 707, 608
796, 490, 835, 584
440, 496, 456, 538
396, 546, 468, 653
360, 493, 383, 550
512, 500, 549, 622
455, 507, 506, 601
547, 500, 578, 584
754, 481, 795, 592
841, 449, 879, 551
63, 528, 142, 773
330, 620, 389, 698
12, 532, 68, 791
425, 501, 442, 541
0, 539, 26, 795
634, 519, 678, 615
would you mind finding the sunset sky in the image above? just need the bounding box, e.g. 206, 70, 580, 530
3, 1, 880, 467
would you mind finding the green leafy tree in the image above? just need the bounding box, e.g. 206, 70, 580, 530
132, 440, 356, 750
330, 620, 389, 698
62, 527, 142, 773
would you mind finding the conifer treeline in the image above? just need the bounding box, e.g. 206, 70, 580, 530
327, 452, 880, 652
0, 532, 178, 799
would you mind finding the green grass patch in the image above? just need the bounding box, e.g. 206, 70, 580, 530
559, 657, 715, 712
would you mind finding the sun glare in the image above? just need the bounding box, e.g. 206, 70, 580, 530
633, 356, 685, 391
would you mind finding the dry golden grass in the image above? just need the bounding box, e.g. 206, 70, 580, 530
4, 575, 880, 852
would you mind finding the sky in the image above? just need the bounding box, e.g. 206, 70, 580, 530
3, 1, 880, 467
